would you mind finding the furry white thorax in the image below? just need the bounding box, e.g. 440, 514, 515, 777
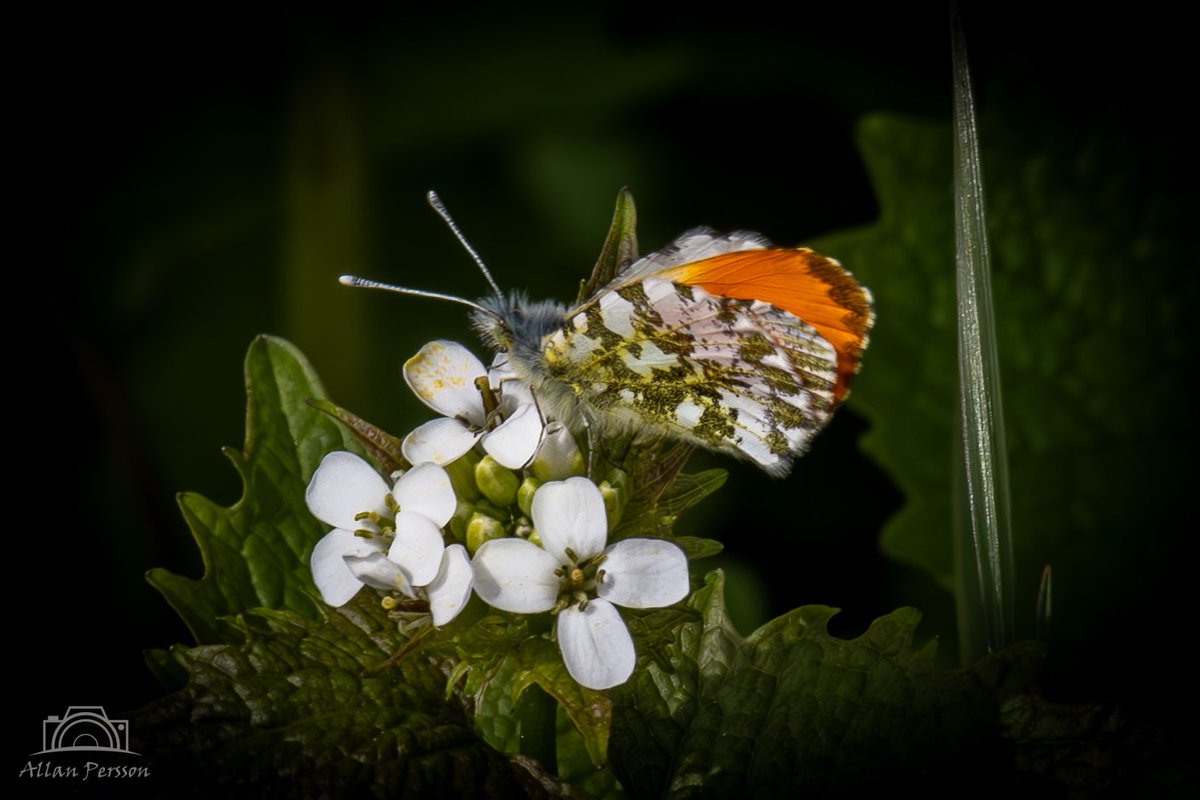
471, 293, 585, 425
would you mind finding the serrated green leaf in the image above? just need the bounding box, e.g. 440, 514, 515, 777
456, 618, 614, 768
625, 605, 703, 674
146, 336, 367, 643
611, 570, 1044, 798
143, 647, 188, 690
505, 638, 613, 767
467, 648, 525, 754
133, 596, 529, 797
140, 337, 532, 795
814, 111, 1196, 674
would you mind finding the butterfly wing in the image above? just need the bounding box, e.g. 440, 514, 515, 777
541, 230, 873, 476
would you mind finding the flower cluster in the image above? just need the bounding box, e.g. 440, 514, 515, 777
473, 476, 688, 689
307, 453, 472, 626
305, 340, 690, 689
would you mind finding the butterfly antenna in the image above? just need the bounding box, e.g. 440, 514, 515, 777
426, 190, 505, 300
338, 275, 499, 319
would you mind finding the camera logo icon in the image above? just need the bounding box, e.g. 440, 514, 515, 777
39, 706, 136, 755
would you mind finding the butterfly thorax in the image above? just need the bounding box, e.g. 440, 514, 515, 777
471, 293, 584, 422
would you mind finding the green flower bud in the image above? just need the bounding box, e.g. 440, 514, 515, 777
473, 497, 507, 521
443, 450, 481, 502
513, 518, 534, 540
475, 455, 519, 507
607, 466, 629, 492
466, 512, 505, 554
517, 476, 542, 517
599, 480, 625, 531
448, 498, 475, 543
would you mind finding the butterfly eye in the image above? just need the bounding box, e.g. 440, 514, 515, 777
476, 316, 513, 351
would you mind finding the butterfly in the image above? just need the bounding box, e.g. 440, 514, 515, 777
344, 191, 873, 477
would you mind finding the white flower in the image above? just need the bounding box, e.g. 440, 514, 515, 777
471, 476, 689, 689
402, 341, 545, 469
306, 451, 472, 626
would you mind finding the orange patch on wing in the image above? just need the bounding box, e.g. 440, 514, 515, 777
663, 248, 873, 402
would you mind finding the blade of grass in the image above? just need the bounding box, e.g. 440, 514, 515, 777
951, 3, 1015, 661
1035, 565, 1052, 642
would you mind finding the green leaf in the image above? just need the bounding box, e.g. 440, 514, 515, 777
814, 110, 1196, 674
143, 646, 187, 690
307, 396, 408, 475
578, 186, 638, 303
146, 335, 367, 643
613, 440, 727, 542
555, 705, 623, 799
140, 336, 538, 796
624, 604, 703, 673
670, 536, 724, 560
655, 468, 728, 520
611, 571, 1041, 797
133, 598, 529, 797
449, 613, 614, 767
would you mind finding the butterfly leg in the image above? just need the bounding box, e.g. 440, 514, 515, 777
583, 417, 597, 478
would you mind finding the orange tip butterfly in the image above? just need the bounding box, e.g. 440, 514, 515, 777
343, 190, 873, 477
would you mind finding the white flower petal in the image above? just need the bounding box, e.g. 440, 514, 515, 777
392, 462, 456, 527
482, 403, 544, 469
345, 552, 412, 595
306, 452, 390, 530
531, 477, 608, 564
472, 538, 561, 613
556, 599, 636, 690
597, 539, 690, 609
487, 353, 516, 390
488, 354, 537, 409
427, 544, 473, 626
530, 422, 584, 481
402, 418, 482, 465
310, 528, 380, 606
403, 340, 487, 425
498, 379, 536, 411
387, 510, 446, 587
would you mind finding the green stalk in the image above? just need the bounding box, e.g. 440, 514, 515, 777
951, 3, 1015, 662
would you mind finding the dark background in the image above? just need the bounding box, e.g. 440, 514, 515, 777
14, 0, 1193, 764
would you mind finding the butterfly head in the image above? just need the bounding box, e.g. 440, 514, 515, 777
472, 292, 567, 361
